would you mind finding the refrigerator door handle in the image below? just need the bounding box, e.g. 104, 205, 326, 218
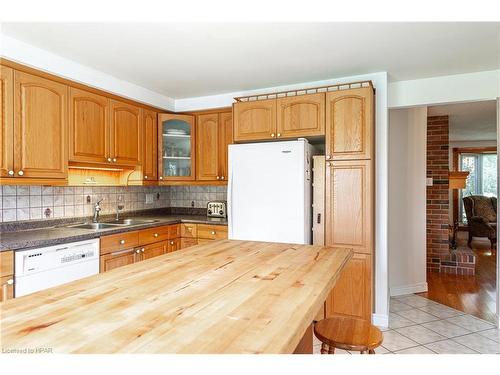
227, 161, 233, 238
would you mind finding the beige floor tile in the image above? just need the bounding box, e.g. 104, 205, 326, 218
395, 295, 437, 308
424, 339, 478, 354
478, 328, 500, 343
390, 299, 414, 313
389, 313, 416, 329
380, 330, 419, 352
402, 309, 440, 324
445, 315, 495, 332
372, 346, 390, 354
422, 320, 472, 338
453, 333, 500, 354
394, 346, 436, 354
417, 304, 464, 319
395, 325, 446, 344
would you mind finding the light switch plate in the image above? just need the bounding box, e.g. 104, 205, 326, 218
426, 177, 433, 186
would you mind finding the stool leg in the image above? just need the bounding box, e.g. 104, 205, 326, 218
368, 349, 375, 354
360, 350, 365, 354
328, 346, 335, 354
321, 343, 329, 354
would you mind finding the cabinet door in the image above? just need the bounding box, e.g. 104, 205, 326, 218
100, 248, 138, 273
110, 99, 142, 166
142, 108, 158, 181
0, 66, 14, 177
69, 87, 109, 164
218, 112, 232, 181
14, 71, 68, 179
167, 238, 180, 253
325, 87, 373, 160
180, 237, 198, 249
277, 93, 325, 138
196, 113, 219, 181
158, 114, 196, 181
325, 159, 373, 254
141, 241, 167, 260
233, 99, 276, 141
325, 253, 372, 321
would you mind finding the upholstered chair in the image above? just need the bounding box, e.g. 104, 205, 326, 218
462, 195, 497, 247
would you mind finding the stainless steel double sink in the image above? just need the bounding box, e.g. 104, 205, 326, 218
64, 219, 159, 230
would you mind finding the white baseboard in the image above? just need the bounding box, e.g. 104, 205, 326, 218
372, 313, 389, 328
390, 282, 428, 297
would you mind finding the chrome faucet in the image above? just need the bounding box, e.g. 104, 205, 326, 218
92, 199, 103, 223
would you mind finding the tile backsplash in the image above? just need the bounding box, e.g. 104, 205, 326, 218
0, 185, 227, 223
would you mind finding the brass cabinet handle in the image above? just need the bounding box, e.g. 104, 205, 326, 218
170, 241, 174, 245
159, 176, 163, 180
141, 248, 145, 253
154, 233, 158, 238
211, 231, 216, 235
216, 176, 220, 180
120, 239, 126, 245
221, 176, 225, 180
18, 170, 24, 176
107, 157, 112, 162
144, 175, 148, 179
271, 133, 275, 138
113, 158, 117, 162
135, 249, 140, 254
326, 155, 331, 160
8, 170, 14, 176
277, 133, 281, 137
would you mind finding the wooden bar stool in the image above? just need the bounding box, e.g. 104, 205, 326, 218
314, 315, 383, 354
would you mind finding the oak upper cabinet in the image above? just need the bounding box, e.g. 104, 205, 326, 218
110, 99, 142, 166
69, 87, 109, 164
14, 71, 68, 179
196, 113, 219, 181
325, 86, 373, 160
196, 111, 232, 182
233, 99, 276, 141
158, 114, 196, 181
325, 159, 373, 254
325, 253, 372, 321
218, 112, 232, 180
277, 93, 325, 138
142, 108, 158, 181
0, 65, 14, 178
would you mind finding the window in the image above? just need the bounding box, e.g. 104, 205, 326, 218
459, 152, 497, 223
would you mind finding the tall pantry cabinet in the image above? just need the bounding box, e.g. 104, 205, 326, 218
324, 85, 374, 321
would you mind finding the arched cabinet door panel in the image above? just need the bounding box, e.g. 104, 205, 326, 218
110, 99, 142, 166
0, 65, 14, 178
233, 98, 276, 141
277, 93, 325, 138
69, 87, 109, 164
14, 71, 68, 179
326, 87, 373, 160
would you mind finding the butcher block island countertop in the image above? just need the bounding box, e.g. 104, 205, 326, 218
1, 240, 352, 354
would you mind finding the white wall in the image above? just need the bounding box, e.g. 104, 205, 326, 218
0, 33, 176, 111
389, 70, 500, 109
388, 107, 428, 296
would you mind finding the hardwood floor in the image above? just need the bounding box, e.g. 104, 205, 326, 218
418, 232, 497, 323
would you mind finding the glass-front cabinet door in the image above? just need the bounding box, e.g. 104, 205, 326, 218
158, 114, 196, 181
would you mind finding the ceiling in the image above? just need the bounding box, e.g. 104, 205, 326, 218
2, 22, 499, 99
428, 101, 497, 141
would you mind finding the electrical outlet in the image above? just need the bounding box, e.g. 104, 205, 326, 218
145, 193, 154, 204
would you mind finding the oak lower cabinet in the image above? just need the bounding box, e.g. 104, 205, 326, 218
167, 238, 180, 252
110, 99, 142, 166
140, 241, 168, 260
276, 93, 325, 138
180, 237, 198, 249
233, 98, 276, 141
325, 86, 374, 160
1, 251, 14, 302
100, 248, 139, 273
180, 224, 228, 249
324, 253, 372, 321
69, 87, 110, 164
3, 70, 68, 182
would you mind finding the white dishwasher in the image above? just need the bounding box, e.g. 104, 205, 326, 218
15, 238, 100, 297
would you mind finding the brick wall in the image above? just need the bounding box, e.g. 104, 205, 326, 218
426, 115, 475, 275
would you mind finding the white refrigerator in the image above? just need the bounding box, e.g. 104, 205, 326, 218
228, 139, 313, 244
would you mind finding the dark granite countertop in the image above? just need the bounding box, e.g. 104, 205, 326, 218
0, 213, 227, 252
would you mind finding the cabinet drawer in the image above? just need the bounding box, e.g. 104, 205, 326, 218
181, 223, 197, 238
139, 225, 170, 245
168, 224, 181, 239
180, 237, 198, 249
0, 251, 14, 277
100, 231, 139, 255
197, 238, 215, 245
197, 224, 228, 240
